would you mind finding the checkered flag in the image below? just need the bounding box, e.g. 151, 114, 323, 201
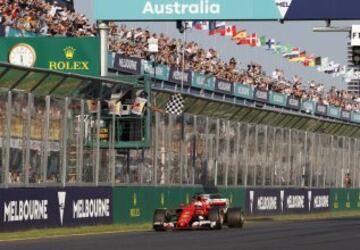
165, 93, 184, 115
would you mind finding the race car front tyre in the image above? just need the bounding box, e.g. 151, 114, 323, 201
153, 209, 167, 231
208, 207, 222, 230
226, 207, 244, 228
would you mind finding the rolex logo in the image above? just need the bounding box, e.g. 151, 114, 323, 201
64, 46, 76, 60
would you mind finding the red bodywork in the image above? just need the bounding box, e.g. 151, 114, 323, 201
175, 194, 227, 229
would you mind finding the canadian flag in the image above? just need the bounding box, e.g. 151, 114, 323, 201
223, 25, 237, 37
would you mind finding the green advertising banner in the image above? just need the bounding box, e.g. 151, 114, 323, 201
330, 189, 360, 211
112, 186, 245, 224
143, 60, 170, 81
269, 91, 287, 107
327, 106, 341, 119
0, 37, 100, 76
192, 73, 216, 91
95, 0, 282, 21
351, 112, 360, 124
301, 100, 315, 114
234, 83, 254, 100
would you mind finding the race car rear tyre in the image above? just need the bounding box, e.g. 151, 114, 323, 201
208, 207, 222, 230
153, 209, 167, 231
226, 207, 244, 228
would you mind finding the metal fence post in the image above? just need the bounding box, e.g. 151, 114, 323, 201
95, 100, 101, 186
253, 125, 259, 186
262, 125, 268, 186
43, 95, 50, 184
4, 91, 12, 188
215, 119, 220, 186
234, 123, 241, 186
61, 97, 69, 187
24, 93, 32, 187
243, 124, 250, 188
287, 129, 292, 186
153, 112, 159, 185
224, 120, 230, 187
78, 100, 85, 183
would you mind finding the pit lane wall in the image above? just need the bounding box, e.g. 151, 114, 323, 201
0, 187, 359, 231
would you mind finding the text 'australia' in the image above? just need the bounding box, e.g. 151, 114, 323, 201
142, 0, 220, 15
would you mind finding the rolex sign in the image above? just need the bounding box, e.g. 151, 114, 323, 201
0, 37, 100, 76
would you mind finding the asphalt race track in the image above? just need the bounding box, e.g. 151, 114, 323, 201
2, 218, 360, 250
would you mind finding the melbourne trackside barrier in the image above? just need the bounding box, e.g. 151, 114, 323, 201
245, 188, 331, 216
0, 187, 112, 231
112, 186, 245, 224
330, 189, 360, 211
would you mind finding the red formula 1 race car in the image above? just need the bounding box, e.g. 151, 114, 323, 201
153, 193, 244, 231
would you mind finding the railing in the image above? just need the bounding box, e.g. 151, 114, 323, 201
109, 53, 360, 126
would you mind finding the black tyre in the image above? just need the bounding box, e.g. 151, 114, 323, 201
226, 207, 244, 228
153, 209, 167, 231
208, 207, 222, 230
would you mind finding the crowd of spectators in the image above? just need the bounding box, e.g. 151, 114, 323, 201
0, 0, 95, 36
1, 0, 360, 111
108, 24, 360, 112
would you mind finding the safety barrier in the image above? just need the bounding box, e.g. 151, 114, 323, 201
0, 187, 359, 232
0, 187, 113, 231
112, 186, 245, 224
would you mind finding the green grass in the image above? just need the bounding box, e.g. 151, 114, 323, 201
0, 223, 151, 242
1, 210, 360, 242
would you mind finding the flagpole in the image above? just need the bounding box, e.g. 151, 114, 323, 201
181, 27, 186, 93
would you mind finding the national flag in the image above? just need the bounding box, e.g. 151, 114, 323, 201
233, 30, 248, 45
344, 68, 355, 83
246, 33, 258, 47
108, 100, 122, 116
184, 21, 193, 29
223, 25, 237, 37
265, 39, 276, 50
232, 29, 247, 40
279, 44, 293, 56
283, 48, 300, 58
289, 51, 306, 63
209, 21, 226, 35
257, 35, 267, 47
193, 21, 209, 30
273, 43, 284, 54
324, 61, 339, 74
131, 97, 147, 116
315, 57, 322, 66
317, 57, 329, 72
303, 55, 315, 67
333, 65, 347, 77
